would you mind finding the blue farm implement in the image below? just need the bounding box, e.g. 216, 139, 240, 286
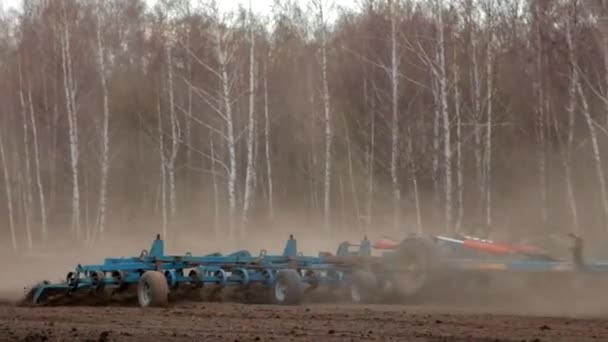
22, 234, 376, 307
329, 233, 608, 304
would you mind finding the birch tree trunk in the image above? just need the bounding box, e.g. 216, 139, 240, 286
437, 5, 452, 232
61, 0, 81, 239
576, 83, 608, 230
407, 128, 423, 234
319, 3, 333, 232
533, 2, 548, 226
389, 0, 401, 231
185, 25, 193, 171
0, 126, 17, 251
214, 16, 237, 238
432, 72, 440, 214
95, 2, 110, 241
485, 25, 494, 228
166, 42, 179, 228
564, 7, 580, 231
242, 3, 256, 236
366, 80, 376, 231
263, 58, 274, 220
18, 62, 33, 249
210, 133, 220, 238
469, 0, 484, 221
157, 96, 168, 239
453, 45, 464, 233
28, 85, 47, 242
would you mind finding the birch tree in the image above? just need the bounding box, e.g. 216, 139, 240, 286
484, 5, 494, 228
18, 61, 33, 248
213, 8, 238, 238
28, 84, 47, 241
315, 0, 333, 231
453, 33, 464, 233
95, 0, 110, 241
0, 124, 16, 251
437, 2, 452, 232
533, 1, 548, 226
263, 56, 274, 220
165, 40, 179, 228
563, 1, 580, 231
468, 0, 484, 220
60, 0, 81, 239
242, 0, 257, 236
365, 78, 375, 231
157, 96, 168, 239
389, 0, 401, 231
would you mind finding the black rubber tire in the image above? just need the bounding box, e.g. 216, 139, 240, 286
271, 270, 302, 305
390, 236, 439, 301
138, 271, 169, 307
349, 270, 378, 304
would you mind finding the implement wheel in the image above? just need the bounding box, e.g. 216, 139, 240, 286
349, 270, 378, 304
271, 270, 302, 305
390, 236, 439, 301
138, 271, 169, 307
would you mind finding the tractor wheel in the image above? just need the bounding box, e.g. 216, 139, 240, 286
349, 270, 378, 304
271, 270, 302, 305
138, 271, 169, 307
390, 236, 439, 301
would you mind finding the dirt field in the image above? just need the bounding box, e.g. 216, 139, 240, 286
0, 301, 606, 342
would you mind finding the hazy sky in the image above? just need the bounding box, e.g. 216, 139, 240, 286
1, 0, 353, 15
1, 0, 273, 13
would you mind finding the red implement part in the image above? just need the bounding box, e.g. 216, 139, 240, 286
462, 239, 516, 255
373, 238, 399, 250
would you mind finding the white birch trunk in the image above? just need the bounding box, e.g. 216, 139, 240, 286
564, 8, 580, 231
390, 0, 401, 231
214, 17, 237, 238
576, 82, 608, 230
453, 48, 464, 233
61, 0, 81, 239
366, 80, 375, 230
166, 42, 178, 225
28, 86, 47, 242
437, 6, 452, 232
242, 4, 256, 236
320, 4, 333, 232
157, 97, 168, 239
263, 58, 274, 220
210, 133, 220, 238
95, 2, 110, 241
186, 27, 193, 170
534, 3, 548, 226
432, 73, 440, 212
469, 3, 484, 219
0, 127, 17, 251
485, 29, 494, 228
407, 128, 423, 234
18, 63, 33, 249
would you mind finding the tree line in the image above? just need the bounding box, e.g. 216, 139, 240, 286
1, 0, 608, 250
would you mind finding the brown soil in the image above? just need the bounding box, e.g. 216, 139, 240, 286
0, 301, 606, 342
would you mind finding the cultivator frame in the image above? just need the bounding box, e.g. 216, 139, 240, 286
25, 234, 376, 307
24, 231, 608, 308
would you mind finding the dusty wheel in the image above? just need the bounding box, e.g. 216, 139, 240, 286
390, 236, 439, 300
271, 270, 302, 305
138, 271, 169, 307
349, 270, 378, 304
90, 271, 105, 292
